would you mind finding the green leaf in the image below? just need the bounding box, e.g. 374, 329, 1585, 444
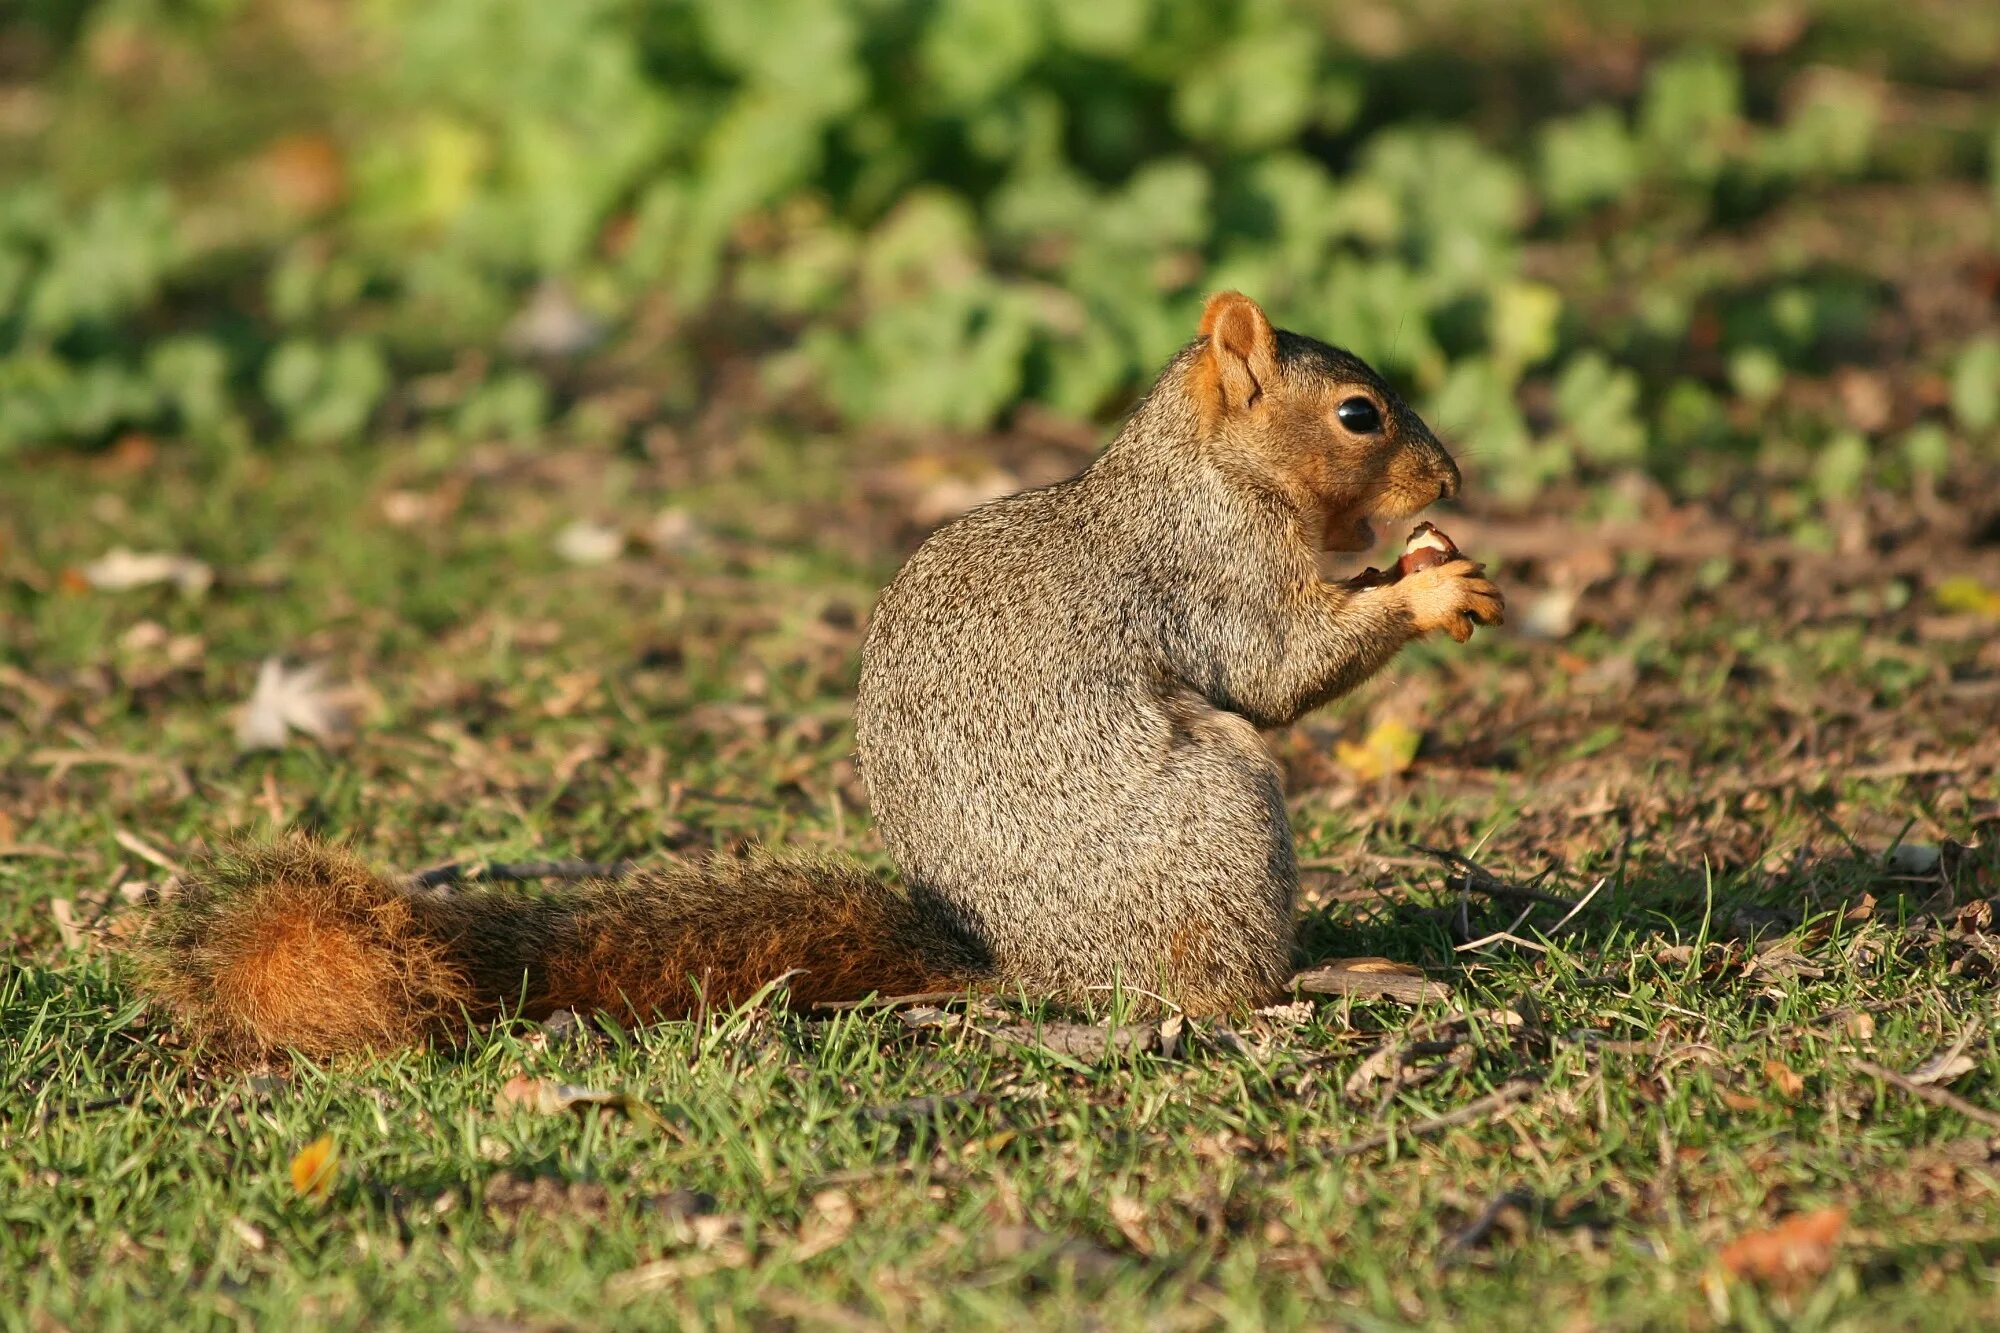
1950, 337, 2000, 432
1554, 352, 1647, 467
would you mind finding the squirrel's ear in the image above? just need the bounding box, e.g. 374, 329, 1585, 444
1197, 291, 1278, 416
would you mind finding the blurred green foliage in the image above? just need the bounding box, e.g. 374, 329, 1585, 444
0, 0, 1996, 505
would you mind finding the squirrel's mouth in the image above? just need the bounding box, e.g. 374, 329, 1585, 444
1322, 477, 1453, 560
1324, 513, 1376, 553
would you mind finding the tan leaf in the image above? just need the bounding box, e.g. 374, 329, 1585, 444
236, 658, 353, 751
1717, 1089, 1774, 1114
79, 548, 213, 596
1763, 1060, 1806, 1100
553, 519, 625, 565
794, 1189, 856, 1260
1716, 1207, 1847, 1288
494, 1076, 666, 1130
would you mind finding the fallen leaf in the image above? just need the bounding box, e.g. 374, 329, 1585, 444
483, 1171, 611, 1225
1717, 1089, 1775, 1114
605, 1243, 751, 1300
235, 658, 352, 751
289, 1135, 339, 1201
553, 519, 625, 565
1883, 844, 1941, 875
1335, 718, 1423, 781
78, 548, 213, 596
48, 898, 87, 951
794, 1189, 856, 1260
990, 1022, 1157, 1059
1107, 1194, 1153, 1254
508, 279, 606, 357
494, 1075, 667, 1130
1933, 576, 2000, 618
1716, 1207, 1847, 1289
1908, 1035, 1979, 1087
981, 1224, 1125, 1280
261, 133, 346, 217
1344, 1042, 1406, 1097
1518, 585, 1581, 639
1763, 1059, 1806, 1099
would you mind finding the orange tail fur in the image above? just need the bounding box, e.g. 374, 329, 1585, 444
132, 838, 988, 1059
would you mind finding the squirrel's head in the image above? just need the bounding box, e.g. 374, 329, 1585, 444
1193, 291, 1461, 553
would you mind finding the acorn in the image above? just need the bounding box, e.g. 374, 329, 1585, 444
1345, 522, 1464, 589
1396, 522, 1459, 576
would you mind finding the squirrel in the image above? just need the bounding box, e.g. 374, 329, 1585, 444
133, 292, 1503, 1058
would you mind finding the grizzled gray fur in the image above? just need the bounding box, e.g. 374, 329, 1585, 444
856, 297, 1489, 1014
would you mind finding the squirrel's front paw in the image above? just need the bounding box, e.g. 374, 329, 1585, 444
1400, 558, 1505, 643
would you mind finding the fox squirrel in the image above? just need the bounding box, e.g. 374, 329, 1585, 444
134, 292, 1503, 1057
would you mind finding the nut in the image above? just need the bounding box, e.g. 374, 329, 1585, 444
1396, 521, 1460, 577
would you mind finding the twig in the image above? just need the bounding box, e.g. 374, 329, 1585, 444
811, 990, 974, 1013
112, 828, 183, 874
1407, 843, 1578, 910
409, 859, 634, 889
1293, 964, 1452, 1004
1437, 1187, 1537, 1268
1455, 930, 1548, 954
1321, 1075, 1544, 1158
1853, 1059, 2000, 1132
41, 1091, 149, 1123
1545, 876, 1607, 934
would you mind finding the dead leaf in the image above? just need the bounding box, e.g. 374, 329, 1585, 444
79, 548, 213, 596
261, 133, 346, 217
1344, 1043, 1406, 1097
289, 1135, 339, 1201
990, 1022, 1157, 1059
509, 279, 606, 358
1908, 1033, 1979, 1087
794, 1189, 856, 1260
1335, 717, 1423, 781
48, 898, 87, 951
981, 1225, 1125, 1280
553, 519, 624, 565
605, 1243, 751, 1300
1717, 1089, 1775, 1114
494, 1075, 667, 1130
1716, 1207, 1847, 1289
1933, 577, 2000, 618
1106, 1194, 1153, 1255
890, 454, 1022, 527
483, 1171, 611, 1225
1763, 1059, 1806, 1099
236, 658, 352, 751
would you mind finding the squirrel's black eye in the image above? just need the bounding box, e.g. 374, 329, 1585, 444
1336, 397, 1383, 434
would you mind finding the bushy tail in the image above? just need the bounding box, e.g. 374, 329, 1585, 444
131, 838, 989, 1059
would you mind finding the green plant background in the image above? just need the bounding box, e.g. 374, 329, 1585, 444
1, 0, 1996, 508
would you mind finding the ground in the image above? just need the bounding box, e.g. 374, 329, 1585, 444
3, 409, 1998, 1331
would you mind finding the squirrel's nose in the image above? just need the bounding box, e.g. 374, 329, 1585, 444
1435, 454, 1462, 501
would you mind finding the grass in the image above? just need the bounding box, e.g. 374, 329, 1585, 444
3, 426, 1999, 1331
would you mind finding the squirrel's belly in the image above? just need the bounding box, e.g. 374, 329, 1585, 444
857, 666, 1296, 1008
